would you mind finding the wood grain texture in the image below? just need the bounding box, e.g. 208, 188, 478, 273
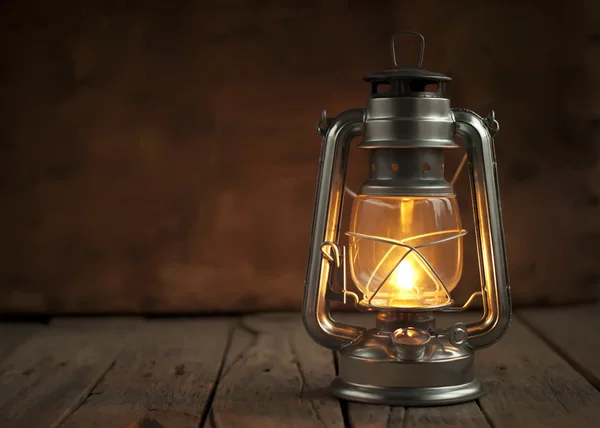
343, 312, 600, 427
346, 390, 489, 427
210, 313, 344, 428
0, 318, 138, 428
404, 406, 490, 428
347, 405, 404, 428
339, 311, 600, 427
60, 318, 232, 428
518, 304, 600, 389
0, 310, 598, 426
477, 317, 600, 427
0, 0, 598, 314
0, 323, 43, 364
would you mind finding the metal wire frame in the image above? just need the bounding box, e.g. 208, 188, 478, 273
321, 228, 484, 311
320, 241, 360, 305
345, 229, 468, 310
441, 291, 483, 312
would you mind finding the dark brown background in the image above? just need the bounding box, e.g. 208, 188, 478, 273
0, 1, 598, 314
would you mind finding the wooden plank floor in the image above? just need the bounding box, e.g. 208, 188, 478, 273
0, 305, 599, 427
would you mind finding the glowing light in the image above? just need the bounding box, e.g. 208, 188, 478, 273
349, 195, 462, 309
392, 259, 417, 292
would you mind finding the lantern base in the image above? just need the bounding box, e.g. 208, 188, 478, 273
332, 327, 483, 406
331, 377, 483, 407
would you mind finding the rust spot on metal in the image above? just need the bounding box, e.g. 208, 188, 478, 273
391, 163, 399, 172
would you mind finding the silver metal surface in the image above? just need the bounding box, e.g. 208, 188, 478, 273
448, 323, 468, 347
440, 291, 483, 312
360, 147, 454, 196
316, 108, 333, 137
358, 96, 458, 197
340, 327, 472, 367
360, 97, 458, 149
303, 109, 367, 351
391, 327, 431, 361
332, 324, 483, 405
484, 110, 499, 136
331, 377, 483, 406
341, 246, 347, 304
453, 109, 511, 349
391, 31, 425, 68
376, 311, 436, 332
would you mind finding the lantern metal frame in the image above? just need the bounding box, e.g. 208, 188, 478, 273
302, 32, 511, 406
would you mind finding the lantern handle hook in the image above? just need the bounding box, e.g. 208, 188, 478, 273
391, 31, 425, 69
485, 110, 499, 136
317, 109, 331, 137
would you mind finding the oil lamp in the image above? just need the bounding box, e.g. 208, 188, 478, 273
303, 32, 511, 406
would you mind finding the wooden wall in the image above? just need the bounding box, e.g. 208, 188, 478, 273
0, 1, 598, 313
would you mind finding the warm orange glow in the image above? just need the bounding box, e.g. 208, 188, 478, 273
386, 254, 420, 305
348, 195, 463, 309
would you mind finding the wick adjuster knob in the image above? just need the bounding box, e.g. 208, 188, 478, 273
391, 327, 432, 361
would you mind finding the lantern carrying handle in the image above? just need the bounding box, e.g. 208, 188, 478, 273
391, 31, 425, 69
303, 108, 367, 351
452, 108, 512, 349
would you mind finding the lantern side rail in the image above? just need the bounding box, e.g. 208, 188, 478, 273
452, 108, 512, 349
303, 108, 367, 351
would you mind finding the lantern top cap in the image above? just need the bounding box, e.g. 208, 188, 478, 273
363, 31, 452, 84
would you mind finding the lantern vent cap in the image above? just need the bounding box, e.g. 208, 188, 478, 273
364, 68, 452, 84
364, 32, 451, 98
